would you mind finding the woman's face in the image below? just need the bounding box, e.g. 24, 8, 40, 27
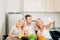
37, 19, 43, 28
19, 19, 25, 27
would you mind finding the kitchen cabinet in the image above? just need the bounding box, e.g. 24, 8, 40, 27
24, 0, 60, 12
24, 0, 46, 12
54, 0, 60, 12
6, 0, 23, 12
45, 0, 54, 12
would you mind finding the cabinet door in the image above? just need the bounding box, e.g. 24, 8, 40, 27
24, 0, 46, 12
46, 0, 54, 12
54, 0, 60, 12
6, 0, 23, 12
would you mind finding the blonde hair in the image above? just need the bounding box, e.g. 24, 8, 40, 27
35, 18, 43, 30
16, 19, 24, 29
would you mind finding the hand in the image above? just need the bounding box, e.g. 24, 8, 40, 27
50, 19, 54, 23
48, 17, 54, 23
24, 30, 28, 35
18, 34, 23, 38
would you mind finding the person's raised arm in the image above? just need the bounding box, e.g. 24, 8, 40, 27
45, 20, 54, 30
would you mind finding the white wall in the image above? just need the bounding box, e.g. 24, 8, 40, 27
0, 0, 6, 40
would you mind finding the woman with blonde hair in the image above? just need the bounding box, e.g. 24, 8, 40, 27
35, 18, 54, 40
6, 19, 25, 40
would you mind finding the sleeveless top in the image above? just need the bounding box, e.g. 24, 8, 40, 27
12, 25, 22, 40
38, 28, 52, 39
12, 25, 22, 36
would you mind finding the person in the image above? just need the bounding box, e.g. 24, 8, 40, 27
24, 14, 36, 40
6, 19, 25, 40
35, 18, 54, 40
24, 14, 35, 34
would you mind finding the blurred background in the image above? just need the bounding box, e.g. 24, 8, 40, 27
0, 0, 60, 40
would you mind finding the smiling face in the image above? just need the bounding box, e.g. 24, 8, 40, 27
16, 19, 25, 29
25, 14, 32, 24
19, 19, 25, 27
26, 17, 32, 24
36, 18, 43, 28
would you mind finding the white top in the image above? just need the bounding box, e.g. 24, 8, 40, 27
12, 25, 22, 36
25, 23, 35, 34
38, 28, 52, 39
9, 25, 23, 40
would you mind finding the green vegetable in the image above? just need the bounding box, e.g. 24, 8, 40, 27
28, 34, 37, 40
